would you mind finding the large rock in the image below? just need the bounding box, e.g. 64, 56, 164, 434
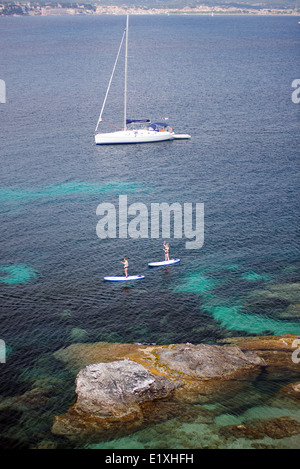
157, 343, 263, 379
148, 343, 265, 403
52, 335, 300, 443
73, 359, 178, 417
52, 341, 266, 442
52, 359, 179, 442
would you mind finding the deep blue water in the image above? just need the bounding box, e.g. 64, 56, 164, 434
0, 14, 299, 449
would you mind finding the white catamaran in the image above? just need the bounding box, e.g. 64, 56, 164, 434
94, 15, 191, 145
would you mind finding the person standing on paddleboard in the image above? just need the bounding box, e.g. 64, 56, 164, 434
163, 242, 170, 262
121, 257, 128, 278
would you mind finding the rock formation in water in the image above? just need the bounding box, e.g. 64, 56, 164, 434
51, 335, 300, 443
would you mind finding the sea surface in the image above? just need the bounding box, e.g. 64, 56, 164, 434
0, 14, 299, 449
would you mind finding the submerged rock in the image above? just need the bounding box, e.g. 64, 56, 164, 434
277, 382, 300, 402
220, 417, 300, 441
259, 416, 300, 439
245, 284, 300, 320
218, 334, 300, 373
0, 387, 49, 412
70, 328, 89, 342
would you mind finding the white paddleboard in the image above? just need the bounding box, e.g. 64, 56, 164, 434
148, 258, 181, 267
104, 275, 145, 282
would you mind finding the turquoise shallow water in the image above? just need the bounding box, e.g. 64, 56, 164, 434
174, 267, 300, 335
0, 264, 38, 285
0, 180, 145, 202
0, 15, 299, 449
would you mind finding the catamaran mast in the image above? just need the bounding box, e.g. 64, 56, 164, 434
124, 14, 129, 131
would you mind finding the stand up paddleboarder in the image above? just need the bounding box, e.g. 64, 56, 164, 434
121, 257, 128, 278
163, 242, 170, 262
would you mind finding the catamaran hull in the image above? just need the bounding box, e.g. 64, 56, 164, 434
95, 130, 174, 145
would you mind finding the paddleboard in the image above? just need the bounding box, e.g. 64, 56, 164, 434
148, 258, 181, 267
104, 275, 145, 282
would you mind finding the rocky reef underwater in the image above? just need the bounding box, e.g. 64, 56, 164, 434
2, 334, 299, 449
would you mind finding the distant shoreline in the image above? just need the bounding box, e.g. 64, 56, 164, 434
1, 12, 300, 18
1, 3, 300, 18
